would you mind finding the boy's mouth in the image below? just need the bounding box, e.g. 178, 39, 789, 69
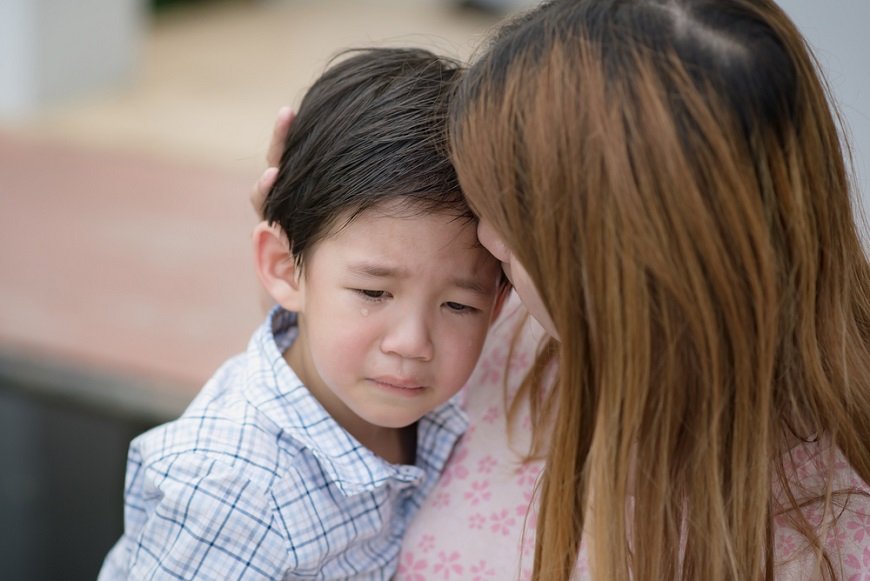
369, 376, 425, 390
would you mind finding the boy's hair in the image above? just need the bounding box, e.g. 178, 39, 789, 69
264, 47, 467, 269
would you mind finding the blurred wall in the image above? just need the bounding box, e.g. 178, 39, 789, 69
779, 0, 870, 219
0, 0, 145, 117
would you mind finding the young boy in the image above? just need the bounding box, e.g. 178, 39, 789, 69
99, 48, 505, 579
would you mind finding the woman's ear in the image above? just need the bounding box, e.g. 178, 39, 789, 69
252, 221, 304, 312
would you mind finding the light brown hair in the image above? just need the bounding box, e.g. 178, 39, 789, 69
450, 0, 870, 579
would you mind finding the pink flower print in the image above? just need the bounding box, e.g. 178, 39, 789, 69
782, 446, 808, 477
832, 452, 849, 472
520, 527, 536, 556
515, 462, 542, 488
464, 480, 492, 506
482, 405, 501, 424
478, 348, 506, 384
419, 533, 435, 553
849, 473, 870, 490
398, 552, 429, 581
478, 454, 497, 474
520, 413, 533, 431
470, 559, 496, 580
845, 545, 870, 581
796, 462, 816, 482
432, 491, 451, 508
848, 513, 870, 543
441, 447, 470, 486
791, 445, 811, 465
517, 497, 539, 555
509, 349, 531, 373
776, 532, 798, 559
469, 512, 486, 530
433, 550, 464, 579
515, 487, 538, 522
489, 508, 518, 536
826, 526, 847, 550
801, 504, 824, 528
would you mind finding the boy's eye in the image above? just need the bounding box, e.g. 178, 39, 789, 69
356, 289, 386, 300
445, 301, 475, 313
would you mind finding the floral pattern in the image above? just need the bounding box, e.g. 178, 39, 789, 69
398, 296, 870, 579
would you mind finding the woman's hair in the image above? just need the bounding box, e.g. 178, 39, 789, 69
450, 0, 870, 579
264, 47, 467, 269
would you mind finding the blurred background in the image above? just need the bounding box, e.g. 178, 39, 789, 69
0, 0, 866, 579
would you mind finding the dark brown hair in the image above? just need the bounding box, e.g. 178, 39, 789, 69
264, 47, 466, 267
451, 0, 870, 579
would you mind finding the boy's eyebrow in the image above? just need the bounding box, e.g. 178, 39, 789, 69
348, 262, 404, 279
347, 262, 492, 295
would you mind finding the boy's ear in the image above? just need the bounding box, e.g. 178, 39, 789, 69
252, 221, 304, 311
489, 283, 511, 325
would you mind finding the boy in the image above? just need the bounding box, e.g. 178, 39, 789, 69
99, 48, 505, 579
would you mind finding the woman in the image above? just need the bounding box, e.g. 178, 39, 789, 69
257, 1, 870, 578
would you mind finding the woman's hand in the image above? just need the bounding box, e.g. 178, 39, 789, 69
251, 106, 295, 218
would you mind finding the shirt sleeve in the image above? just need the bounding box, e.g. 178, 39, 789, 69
121, 451, 292, 580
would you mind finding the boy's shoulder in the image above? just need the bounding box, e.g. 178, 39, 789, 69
130, 310, 306, 489
127, 304, 386, 495
131, 352, 298, 486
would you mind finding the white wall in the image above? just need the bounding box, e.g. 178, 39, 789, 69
0, 1, 35, 115
778, 1, 870, 218
0, 0, 145, 118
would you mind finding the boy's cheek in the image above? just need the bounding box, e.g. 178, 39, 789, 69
449, 323, 491, 369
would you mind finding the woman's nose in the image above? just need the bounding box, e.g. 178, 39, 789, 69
477, 219, 510, 263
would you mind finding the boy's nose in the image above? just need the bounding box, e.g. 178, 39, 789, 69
380, 313, 434, 361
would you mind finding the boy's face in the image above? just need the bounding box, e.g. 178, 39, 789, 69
285, 201, 503, 432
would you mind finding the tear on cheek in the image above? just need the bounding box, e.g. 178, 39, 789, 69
360, 308, 369, 317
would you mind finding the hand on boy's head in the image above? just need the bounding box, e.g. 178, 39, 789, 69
268, 106, 294, 166
251, 106, 294, 218
252, 167, 278, 218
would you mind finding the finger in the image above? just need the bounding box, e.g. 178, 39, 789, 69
251, 166, 279, 217
266, 106, 295, 167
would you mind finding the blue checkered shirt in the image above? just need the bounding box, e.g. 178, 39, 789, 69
99, 307, 468, 580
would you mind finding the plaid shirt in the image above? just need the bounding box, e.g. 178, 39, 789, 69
99, 308, 468, 580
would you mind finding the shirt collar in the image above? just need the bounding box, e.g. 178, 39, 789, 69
243, 307, 467, 496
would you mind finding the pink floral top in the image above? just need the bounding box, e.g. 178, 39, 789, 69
398, 294, 870, 580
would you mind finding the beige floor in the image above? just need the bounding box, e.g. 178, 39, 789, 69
0, 0, 508, 400
15, 0, 502, 172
